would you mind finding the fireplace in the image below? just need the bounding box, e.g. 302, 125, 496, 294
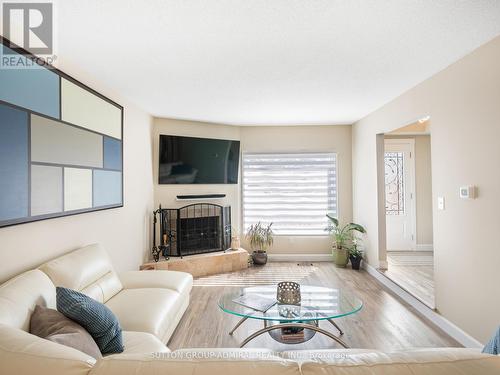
152, 203, 231, 260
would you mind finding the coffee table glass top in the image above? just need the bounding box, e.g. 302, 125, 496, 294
218, 285, 363, 322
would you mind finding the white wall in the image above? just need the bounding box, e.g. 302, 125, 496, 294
352, 36, 500, 343
153, 119, 352, 255
0, 60, 154, 283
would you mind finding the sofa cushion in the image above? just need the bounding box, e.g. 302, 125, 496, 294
88, 352, 300, 375
39, 244, 122, 303
0, 270, 55, 331
57, 287, 124, 355
300, 348, 500, 375
0, 323, 95, 375
281, 349, 383, 361
105, 288, 182, 342
172, 348, 280, 360
119, 270, 193, 295
30, 305, 102, 359
119, 331, 170, 355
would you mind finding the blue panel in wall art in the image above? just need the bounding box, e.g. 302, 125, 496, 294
103, 136, 122, 170
0, 103, 28, 221
0, 46, 60, 118
93, 170, 122, 207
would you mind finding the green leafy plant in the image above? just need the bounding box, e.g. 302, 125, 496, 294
349, 238, 363, 259
326, 213, 366, 250
246, 222, 274, 253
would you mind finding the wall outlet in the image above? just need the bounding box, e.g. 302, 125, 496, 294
438, 196, 445, 210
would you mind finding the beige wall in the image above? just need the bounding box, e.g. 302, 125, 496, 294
414, 135, 433, 245
0, 61, 154, 283
153, 119, 352, 255
385, 135, 433, 246
353, 36, 500, 342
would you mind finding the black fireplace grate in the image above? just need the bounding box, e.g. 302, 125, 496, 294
153, 203, 231, 258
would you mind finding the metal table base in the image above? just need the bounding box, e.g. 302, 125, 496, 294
229, 317, 349, 348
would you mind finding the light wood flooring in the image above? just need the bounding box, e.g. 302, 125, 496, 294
382, 251, 435, 308
167, 261, 457, 351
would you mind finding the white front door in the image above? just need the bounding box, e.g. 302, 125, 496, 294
385, 139, 416, 251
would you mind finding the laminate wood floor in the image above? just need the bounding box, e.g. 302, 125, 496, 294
167, 261, 459, 351
382, 251, 435, 308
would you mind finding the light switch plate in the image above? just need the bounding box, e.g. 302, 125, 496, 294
438, 196, 445, 210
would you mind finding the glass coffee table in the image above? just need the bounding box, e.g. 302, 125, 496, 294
218, 285, 363, 348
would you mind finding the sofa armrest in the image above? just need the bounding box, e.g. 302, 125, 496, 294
119, 270, 193, 295
0, 324, 95, 375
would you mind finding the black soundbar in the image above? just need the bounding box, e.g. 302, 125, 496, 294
176, 194, 226, 200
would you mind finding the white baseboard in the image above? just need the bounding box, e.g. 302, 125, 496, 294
416, 244, 434, 251
378, 260, 388, 270
364, 263, 482, 349
268, 253, 332, 262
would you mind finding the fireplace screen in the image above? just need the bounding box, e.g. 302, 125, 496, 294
153, 203, 231, 260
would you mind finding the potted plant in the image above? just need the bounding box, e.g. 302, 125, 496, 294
348, 238, 363, 270
246, 222, 274, 265
326, 213, 366, 268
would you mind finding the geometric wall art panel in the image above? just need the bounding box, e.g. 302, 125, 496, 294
61, 78, 122, 139
93, 170, 122, 207
0, 36, 123, 227
103, 136, 122, 170
0, 46, 60, 118
31, 165, 63, 216
64, 168, 93, 211
0, 103, 28, 222
31, 114, 104, 168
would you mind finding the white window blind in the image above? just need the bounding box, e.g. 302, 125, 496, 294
242, 153, 337, 235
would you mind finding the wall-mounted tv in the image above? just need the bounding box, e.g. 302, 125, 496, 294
159, 135, 240, 184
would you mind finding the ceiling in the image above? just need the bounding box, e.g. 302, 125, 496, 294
47, 1, 500, 125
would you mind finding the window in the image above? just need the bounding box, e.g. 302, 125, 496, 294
384, 151, 405, 215
242, 153, 337, 235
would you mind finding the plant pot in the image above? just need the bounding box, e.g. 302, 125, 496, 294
333, 247, 349, 267
349, 255, 362, 270
252, 251, 268, 265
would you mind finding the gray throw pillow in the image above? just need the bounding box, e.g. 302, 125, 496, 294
56, 287, 124, 355
30, 305, 102, 359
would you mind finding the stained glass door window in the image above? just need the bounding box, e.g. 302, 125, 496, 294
385, 152, 405, 215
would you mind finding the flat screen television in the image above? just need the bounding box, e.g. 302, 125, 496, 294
159, 135, 240, 184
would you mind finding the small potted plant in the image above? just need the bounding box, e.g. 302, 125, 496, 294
246, 222, 274, 266
326, 213, 366, 268
348, 238, 363, 270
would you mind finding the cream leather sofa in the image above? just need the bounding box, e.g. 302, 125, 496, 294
0, 243, 191, 373
1, 244, 499, 375
38, 244, 192, 344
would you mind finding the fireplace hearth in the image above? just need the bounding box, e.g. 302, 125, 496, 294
152, 203, 231, 260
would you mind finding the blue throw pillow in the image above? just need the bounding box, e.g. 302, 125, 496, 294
56, 287, 124, 354
482, 326, 500, 355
